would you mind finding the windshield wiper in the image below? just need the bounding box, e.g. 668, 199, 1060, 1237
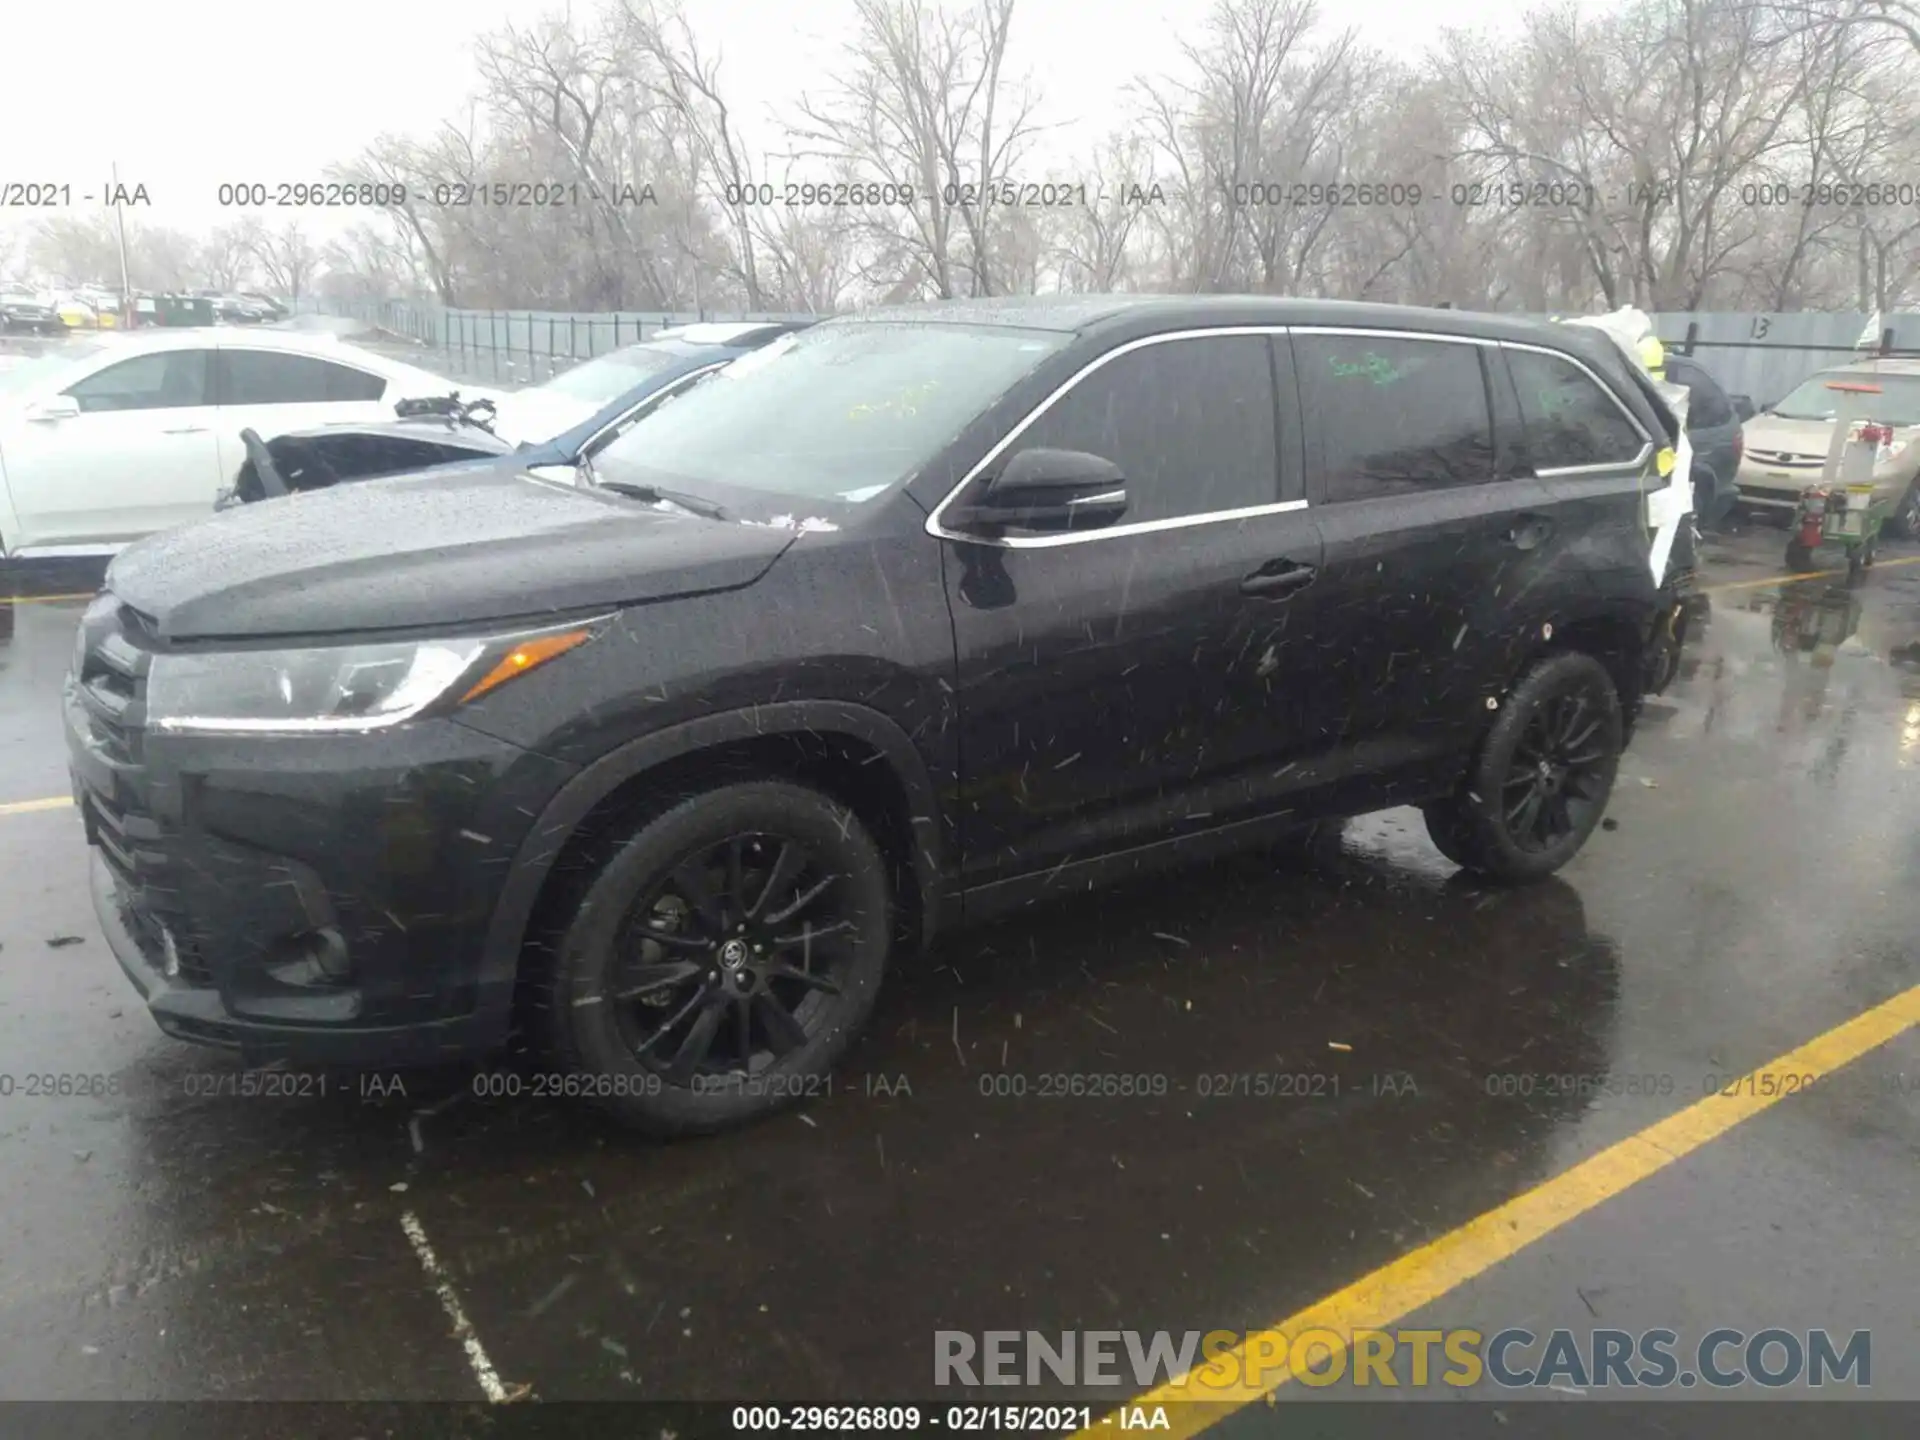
585, 461, 730, 521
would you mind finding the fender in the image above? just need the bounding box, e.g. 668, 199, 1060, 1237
470, 699, 951, 1034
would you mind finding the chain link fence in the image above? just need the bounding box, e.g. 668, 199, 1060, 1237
322, 299, 821, 388
322, 299, 1920, 403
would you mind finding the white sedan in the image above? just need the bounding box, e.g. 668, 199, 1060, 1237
0, 329, 482, 558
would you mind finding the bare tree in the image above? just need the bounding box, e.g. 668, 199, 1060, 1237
198, 224, 257, 292
793, 0, 1041, 299
240, 218, 319, 301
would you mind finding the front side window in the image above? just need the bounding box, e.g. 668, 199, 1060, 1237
1506, 347, 1647, 470
1295, 335, 1495, 500
64, 350, 211, 413
594, 322, 1069, 506
217, 351, 387, 405
1006, 334, 1280, 524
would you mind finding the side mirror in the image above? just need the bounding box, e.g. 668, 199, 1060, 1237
1731, 394, 1756, 422
949, 447, 1129, 534
26, 396, 81, 423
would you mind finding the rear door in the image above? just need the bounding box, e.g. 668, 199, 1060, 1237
1290, 328, 1563, 797
1, 346, 221, 548
211, 347, 391, 478
940, 329, 1326, 887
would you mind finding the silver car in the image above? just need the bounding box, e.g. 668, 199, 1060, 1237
1737, 357, 1920, 536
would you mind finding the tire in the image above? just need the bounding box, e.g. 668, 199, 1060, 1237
1785, 540, 1815, 572
1421, 652, 1623, 884
536, 779, 894, 1136
1887, 485, 1920, 540
1847, 537, 1875, 587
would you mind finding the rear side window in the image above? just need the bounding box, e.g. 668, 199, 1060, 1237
1505, 348, 1647, 470
1013, 334, 1279, 524
64, 350, 211, 412
1665, 356, 1733, 429
1293, 334, 1494, 501
217, 350, 388, 405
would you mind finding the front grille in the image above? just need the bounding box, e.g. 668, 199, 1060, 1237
1747, 450, 1822, 468
73, 600, 212, 987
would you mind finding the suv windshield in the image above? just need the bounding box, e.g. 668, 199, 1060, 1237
1770, 371, 1920, 425
593, 321, 1070, 505
534, 345, 685, 405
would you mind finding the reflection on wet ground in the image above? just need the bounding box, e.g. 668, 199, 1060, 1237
0, 527, 1915, 1412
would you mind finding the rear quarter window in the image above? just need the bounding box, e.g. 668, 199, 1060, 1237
1505, 347, 1649, 471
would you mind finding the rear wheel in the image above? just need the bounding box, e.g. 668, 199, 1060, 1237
1422, 653, 1623, 884
537, 779, 893, 1135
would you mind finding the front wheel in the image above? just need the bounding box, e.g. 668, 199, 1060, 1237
1422, 652, 1623, 884
1785, 539, 1815, 572
537, 780, 894, 1135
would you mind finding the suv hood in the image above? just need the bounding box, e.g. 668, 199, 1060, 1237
106, 465, 797, 642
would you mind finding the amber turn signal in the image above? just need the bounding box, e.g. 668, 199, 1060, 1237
459, 628, 594, 704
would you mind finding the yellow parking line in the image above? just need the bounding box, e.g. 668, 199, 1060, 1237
0, 796, 72, 817
0, 591, 97, 606
1076, 981, 1920, 1437
1702, 553, 1920, 594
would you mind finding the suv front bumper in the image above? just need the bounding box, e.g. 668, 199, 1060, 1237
67, 673, 577, 1068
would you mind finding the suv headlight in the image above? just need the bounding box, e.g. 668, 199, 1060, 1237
144, 618, 601, 735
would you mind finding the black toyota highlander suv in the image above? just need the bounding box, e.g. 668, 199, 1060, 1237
65, 296, 1689, 1134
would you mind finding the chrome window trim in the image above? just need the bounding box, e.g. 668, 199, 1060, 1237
923, 326, 1307, 549
1287, 325, 1492, 347
1498, 340, 1655, 476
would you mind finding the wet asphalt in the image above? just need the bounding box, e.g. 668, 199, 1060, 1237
0, 526, 1915, 1424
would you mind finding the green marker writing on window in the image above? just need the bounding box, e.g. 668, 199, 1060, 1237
1329, 352, 1406, 386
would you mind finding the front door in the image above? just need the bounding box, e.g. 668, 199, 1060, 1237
941, 331, 1326, 889
1, 347, 221, 549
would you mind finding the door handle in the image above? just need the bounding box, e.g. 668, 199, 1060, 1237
1240, 561, 1317, 598
1507, 514, 1555, 550
162, 425, 208, 435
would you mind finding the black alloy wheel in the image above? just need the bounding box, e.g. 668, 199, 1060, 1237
1498, 688, 1613, 854
1422, 651, 1623, 883
610, 833, 855, 1082
539, 779, 892, 1134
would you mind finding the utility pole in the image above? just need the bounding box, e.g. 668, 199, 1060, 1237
112, 160, 132, 316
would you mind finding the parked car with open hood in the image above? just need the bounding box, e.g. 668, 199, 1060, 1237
66, 296, 1686, 1135
1738, 357, 1920, 537
0, 328, 501, 567
214, 321, 815, 508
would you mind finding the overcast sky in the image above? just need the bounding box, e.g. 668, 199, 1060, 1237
1, 0, 1527, 254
